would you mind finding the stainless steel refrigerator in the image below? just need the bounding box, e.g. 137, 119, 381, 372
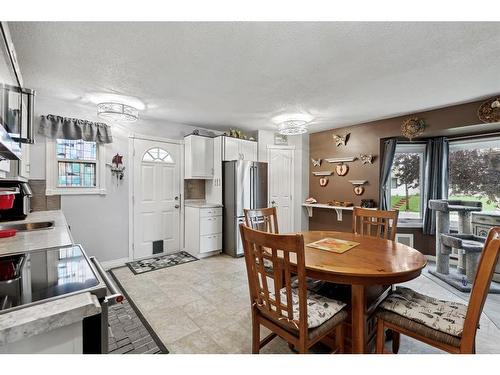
223, 160, 268, 257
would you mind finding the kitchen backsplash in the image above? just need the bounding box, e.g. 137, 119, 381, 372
184, 179, 205, 200
29, 179, 61, 211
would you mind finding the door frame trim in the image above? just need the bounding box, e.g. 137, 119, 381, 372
128, 135, 185, 261
267, 145, 295, 232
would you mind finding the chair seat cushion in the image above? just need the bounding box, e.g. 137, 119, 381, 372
271, 287, 346, 328
379, 286, 467, 337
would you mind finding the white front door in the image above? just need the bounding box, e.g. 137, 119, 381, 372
268, 147, 294, 233
133, 138, 181, 259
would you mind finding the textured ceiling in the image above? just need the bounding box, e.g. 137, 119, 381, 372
9, 22, 500, 132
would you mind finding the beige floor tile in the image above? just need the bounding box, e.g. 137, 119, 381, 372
168, 330, 226, 354
112, 255, 500, 354
147, 306, 200, 344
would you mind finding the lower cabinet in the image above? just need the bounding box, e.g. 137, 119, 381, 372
185, 206, 223, 256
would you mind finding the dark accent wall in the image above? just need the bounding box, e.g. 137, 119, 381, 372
308, 98, 500, 256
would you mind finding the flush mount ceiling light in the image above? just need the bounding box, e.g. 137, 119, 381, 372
278, 120, 309, 135
273, 113, 314, 136
97, 102, 139, 122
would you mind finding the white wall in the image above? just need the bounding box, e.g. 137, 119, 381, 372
31, 96, 217, 266
257, 130, 309, 231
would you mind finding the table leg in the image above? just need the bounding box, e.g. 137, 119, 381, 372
351, 284, 366, 354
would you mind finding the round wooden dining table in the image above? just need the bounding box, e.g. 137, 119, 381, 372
299, 231, 427, 354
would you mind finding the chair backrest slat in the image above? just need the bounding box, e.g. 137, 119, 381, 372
461, 227, 500, 352
240, 224, 307, 332
352, 207, 399, 241
244, 207, 279, 234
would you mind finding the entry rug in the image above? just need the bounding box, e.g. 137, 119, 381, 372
126, 251, 198, 275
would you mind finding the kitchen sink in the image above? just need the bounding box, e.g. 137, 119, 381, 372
0, 221, 55, 232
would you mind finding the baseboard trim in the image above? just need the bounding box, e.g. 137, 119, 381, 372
101, 257, 129, 270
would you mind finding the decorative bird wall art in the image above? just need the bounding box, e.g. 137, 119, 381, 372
311, 158, 322, 167
333, 133, 350, 147
359, 154, 374, 164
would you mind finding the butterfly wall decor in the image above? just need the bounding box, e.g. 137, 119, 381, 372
359, 154, 374, 164
333, 133, 350, 147
311, 158, 322, 167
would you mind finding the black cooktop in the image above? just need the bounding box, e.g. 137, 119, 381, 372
0, 245, 100, 312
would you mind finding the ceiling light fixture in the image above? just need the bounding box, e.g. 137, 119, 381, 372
97, 102, 139, 122
278, 119, 309, 135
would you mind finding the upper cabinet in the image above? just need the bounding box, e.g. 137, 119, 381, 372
222, 136, 257, 161
184, 135, 214, 179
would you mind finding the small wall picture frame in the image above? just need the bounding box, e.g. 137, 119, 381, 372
274, 133, 288, 145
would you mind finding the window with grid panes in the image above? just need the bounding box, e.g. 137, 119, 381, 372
56, 139, 98, 188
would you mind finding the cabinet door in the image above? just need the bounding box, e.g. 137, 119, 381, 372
240, 140, 257, 161
223, 137, 240, 161
188, 136, 214, 178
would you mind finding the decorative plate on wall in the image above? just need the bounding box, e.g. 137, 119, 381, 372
477, 96, 500, 123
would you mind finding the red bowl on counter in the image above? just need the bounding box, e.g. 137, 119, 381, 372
0, 194, 15, 210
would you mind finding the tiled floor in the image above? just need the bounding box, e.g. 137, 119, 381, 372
111, 255, 500, 354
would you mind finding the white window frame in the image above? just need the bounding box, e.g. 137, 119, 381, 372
386, 142, 426, 227
448, 135, 500, 229
45, 138, 107, 196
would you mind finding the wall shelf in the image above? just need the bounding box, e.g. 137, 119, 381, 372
312, 171, 334, 176
302, 203, 353, 221
325, 156, 357, 163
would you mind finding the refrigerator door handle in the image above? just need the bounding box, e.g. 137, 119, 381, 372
249, 165, 254, 209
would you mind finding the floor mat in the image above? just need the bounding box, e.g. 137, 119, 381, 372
108, 271, 168, 354
126, 251, 198, 275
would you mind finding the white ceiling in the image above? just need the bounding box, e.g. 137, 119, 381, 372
9, 22, 500, 133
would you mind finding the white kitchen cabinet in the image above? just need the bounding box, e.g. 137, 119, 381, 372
185, 205, 223, 257
205, 136, 222, 204
239, 139, 258, 161
184, 135, 214, 179
222, 136, 257, 161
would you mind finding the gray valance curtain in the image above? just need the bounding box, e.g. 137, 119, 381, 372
422, 137, 449, 235
39, 114, 113, 144
379, 138, 397, 210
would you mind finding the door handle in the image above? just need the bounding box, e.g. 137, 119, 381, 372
175, 204, 180, 209
271, 200, 276, 206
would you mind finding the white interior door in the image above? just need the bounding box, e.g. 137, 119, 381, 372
133, 138, 181, 259
268, 147, 294, 233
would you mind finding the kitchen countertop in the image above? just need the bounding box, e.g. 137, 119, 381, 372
0, 210, 73, 256
0, 292, 101, 346
0, 210, 98, 349
184, 199, 223, 208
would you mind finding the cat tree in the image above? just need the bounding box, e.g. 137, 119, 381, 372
427, 199, 496, 292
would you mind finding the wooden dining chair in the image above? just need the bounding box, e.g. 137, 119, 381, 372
239, 224, 348, 354
352, 207, 399, 241
244, 207, 279, 234
376, 227, 500, 354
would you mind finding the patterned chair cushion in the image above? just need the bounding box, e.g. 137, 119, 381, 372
269, 287, 346, 328
379, 286, 468, 337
